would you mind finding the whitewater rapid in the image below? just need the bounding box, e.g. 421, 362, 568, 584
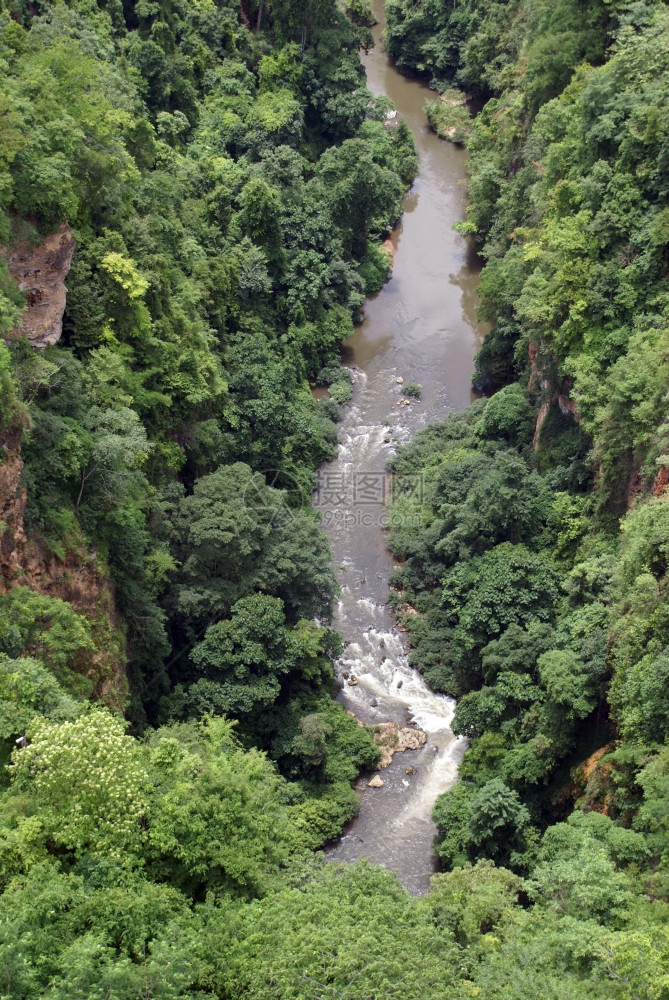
320, 371, 468, 894
318, 0, 486, 892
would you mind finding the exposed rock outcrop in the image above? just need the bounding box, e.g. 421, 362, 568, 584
393, 600, 419, 633
2, 224, 75, 348
529, 340, 580, 451
0, 424, 126, 709
653, 465, 669, 497
572, 742, 615, 816
368, 774, 384, 788
0, 424, 27, 586
380, 237, 396, 269
372, 721, 427, 769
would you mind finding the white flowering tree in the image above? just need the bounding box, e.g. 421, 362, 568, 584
8, 709, 150, 860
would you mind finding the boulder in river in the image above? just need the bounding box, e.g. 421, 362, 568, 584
368, 774, 384, 788
372, 721, 427, 768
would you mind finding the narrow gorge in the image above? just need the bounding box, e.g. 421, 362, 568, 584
321, 0, 488, 893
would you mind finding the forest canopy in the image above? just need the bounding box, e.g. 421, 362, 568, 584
0, 0, 669, 996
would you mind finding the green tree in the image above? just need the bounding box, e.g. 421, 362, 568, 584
432, 452, 552, 565
527, 820, 636, 925
441, 543, 562, 665
481, 621, 555, 684
196, 861, 461, 1000
432, 780, 473, 869
237, 177, 284, 269
315, 138, 404, 258
0, 588, 94, 677
467, 778, 530, 866
0, 863, 200, 1000
146, 717, 293, 896
187, 594, 333, 716
170, 463, 335, 631
425, 859, 523, 946
537, 648, 598, 724
618, 651, 669, 744
76, 406, 151, 510
0, 655, 81, 741
8, 710, 150, 860
0, 341, 20, 422
480, 383, 535, 446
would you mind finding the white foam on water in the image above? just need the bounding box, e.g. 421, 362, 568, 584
338, 627, 459, 735
320, 356, 465, 894
355, 597, 383, 616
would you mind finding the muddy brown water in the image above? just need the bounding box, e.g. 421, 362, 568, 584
318, 1, 488, 895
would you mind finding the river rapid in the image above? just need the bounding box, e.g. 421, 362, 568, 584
319, 0, 489, 895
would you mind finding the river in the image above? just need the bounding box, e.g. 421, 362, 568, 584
318, 0, 489, 895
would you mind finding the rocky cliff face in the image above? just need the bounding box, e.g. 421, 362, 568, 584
653, 465, 668, 497
0, 424, 127, 708
2, 223, 75, 348
0, 423, 28, 590
0, 424, 127, 709
528, 341, 580, 451
1, 225, 126, 708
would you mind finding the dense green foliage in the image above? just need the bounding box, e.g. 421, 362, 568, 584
379, 0, 669, 994
0, 0, 409, 987
424, 88, 471, 145
0, 0, 417, 729
385, 0, 618, 100
2, 0, 669, 994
